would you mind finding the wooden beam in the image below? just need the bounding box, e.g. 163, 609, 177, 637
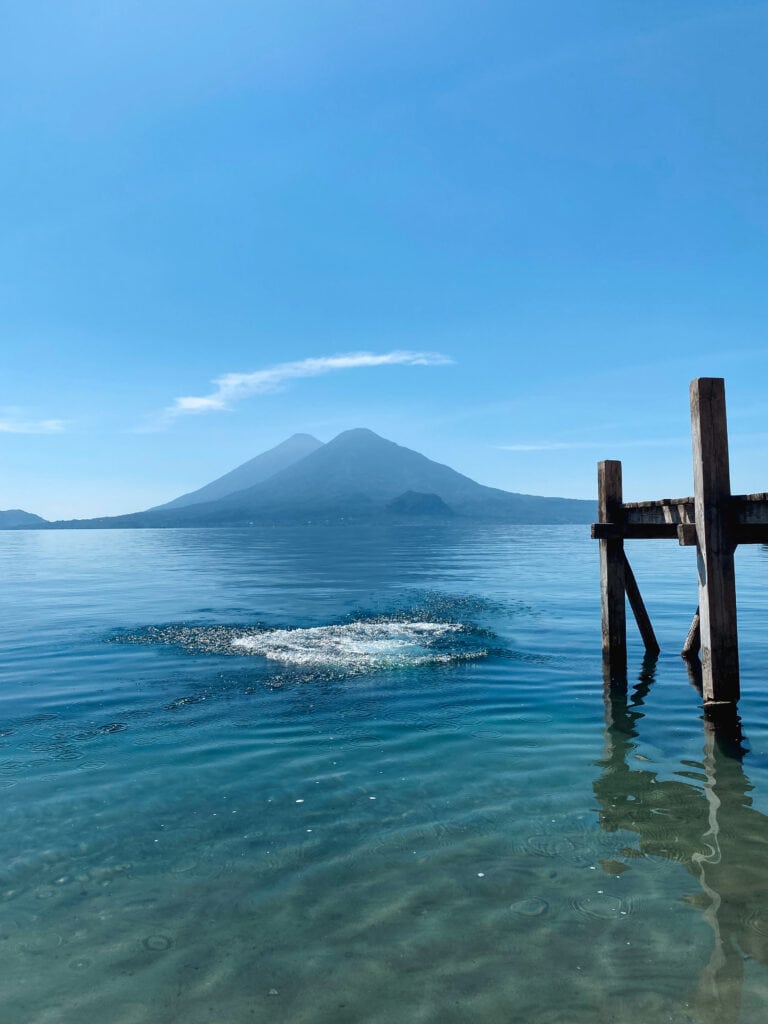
735, 493, 768, 524
623, 553, 660, 655
591, 523, 679, 540
598, 460, 626, 676
734, 524, 768, 545
690, 378, 739, 703
596, 507, 768, 544
623, 499, 694, 526
619, 493, 768, 527
681, 607, 701, 659
677, 523, 697, 546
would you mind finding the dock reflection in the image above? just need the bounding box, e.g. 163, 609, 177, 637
596, 663, 768, 1023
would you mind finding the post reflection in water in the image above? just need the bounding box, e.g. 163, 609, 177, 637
596, 661, 768, 1024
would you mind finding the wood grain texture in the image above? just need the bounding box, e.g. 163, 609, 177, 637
623, 553, 660, 655
682, 607, 701, 659
690, 378, 739, 703
677, 523, 698, 547
593, 516, 768, 544
598, 460, 626, 675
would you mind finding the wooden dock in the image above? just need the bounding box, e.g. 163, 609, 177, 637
592, 378, 768, 706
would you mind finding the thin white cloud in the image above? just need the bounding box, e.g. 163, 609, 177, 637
166, 350, 453, 419
498, 437, 688, 452
0, 417, 65, 434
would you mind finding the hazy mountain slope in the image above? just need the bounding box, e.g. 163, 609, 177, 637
0, 509, 48, 528
151, 433, 323, 509
188, 428, 595, 523
34, 427, 595, 528
385, 491, 455, 516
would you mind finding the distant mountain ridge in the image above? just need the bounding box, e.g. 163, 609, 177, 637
0, 509, 48, 528
198, 428, 587, 521
152, 433, 323, 509
26, 427, 595, 528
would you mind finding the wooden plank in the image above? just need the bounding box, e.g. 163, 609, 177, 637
622, 497, 694, 508
734, 496, 768, 525
734, 524, 768, 544
690, 377, 739, 703
598, 460, 626, 676
593, 506, 767, 544
677, 523, 697, 546
623, 553, 660, 655
681, 607, 701, 659
620, 494, 768, 527
591, 523, 678, 540
623, 501, 695, 526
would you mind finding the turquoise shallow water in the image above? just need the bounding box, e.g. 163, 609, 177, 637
2, 524, 768, 1023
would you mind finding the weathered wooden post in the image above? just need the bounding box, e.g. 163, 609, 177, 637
591, 377, 767, 704
623, 553, 661, 657
690, 378, 740, 704
598, 460, 626, 676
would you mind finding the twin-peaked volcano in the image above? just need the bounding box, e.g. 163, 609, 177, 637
38, 427, 594, 528
192, 428, 592, 522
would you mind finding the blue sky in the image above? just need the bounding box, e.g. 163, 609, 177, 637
2, 0, 767, 519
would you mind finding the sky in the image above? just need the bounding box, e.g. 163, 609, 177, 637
2, 0, 768, 519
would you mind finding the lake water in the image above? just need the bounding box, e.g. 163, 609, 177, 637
2, 524, 768, 1024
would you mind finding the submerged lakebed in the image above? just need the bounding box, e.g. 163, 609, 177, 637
2, 523, 768, 1023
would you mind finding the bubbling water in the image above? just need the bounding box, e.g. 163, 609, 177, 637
117, 618, 492, 675
231, 621, 468, 669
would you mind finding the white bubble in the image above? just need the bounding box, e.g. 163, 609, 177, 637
229, 620, 477, 671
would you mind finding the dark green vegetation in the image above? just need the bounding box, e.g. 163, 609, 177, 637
6, 429, 596, 528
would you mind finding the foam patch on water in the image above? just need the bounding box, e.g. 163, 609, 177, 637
116, 618, 491, 675
231, 621, 470, 669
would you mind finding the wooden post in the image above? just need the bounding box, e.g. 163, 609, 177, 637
690, 378, 739, 703
598, 460, 626, 676
623, 553, 660, 656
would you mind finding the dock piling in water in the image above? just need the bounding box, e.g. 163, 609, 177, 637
597, 459, 626, 676
690, 377, 740, 703
593, 377, 767, 706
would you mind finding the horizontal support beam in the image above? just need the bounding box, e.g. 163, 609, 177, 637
735, 524, 768, 544
619, 493, 768, 527
676, 523, 768, 546
593, 521, 768, 545
623, 499, 694, 526
623, 497, 695, 508
591, 523, 678, 540
737, 494, 768, 524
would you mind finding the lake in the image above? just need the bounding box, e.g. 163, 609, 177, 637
2, 524, 768, 1024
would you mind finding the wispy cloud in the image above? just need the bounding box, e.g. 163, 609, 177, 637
498, 437, 688, 452
165, 350, 453, 419
0, 416, 65, 434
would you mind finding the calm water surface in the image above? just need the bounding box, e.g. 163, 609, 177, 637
2, 525, 768, 1024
